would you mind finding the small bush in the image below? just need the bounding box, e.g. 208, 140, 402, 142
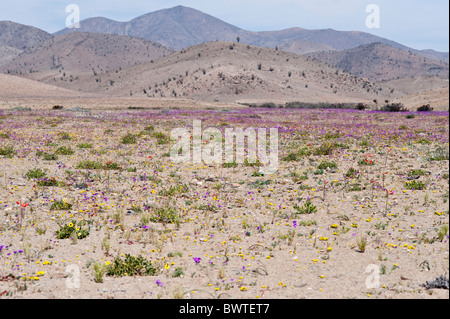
0, 146, 15, 158
107, 254, 157, 277
55, 146, 74, 155
56, 220, 89, 239
317, 161, 338, 170
77, 143, 93, 149
26, 168, 47, 179
58, 132, 72, 140
151, 132, 169, 144
43, 153, 58, 161
405, 180, 426, 190
381, 103, 407, 112
151, 207, 181, 225
417, 104, 433, 112
313, 142, 335, 156
104, 161, 121, 170
294, 200, 317, 215
51, 200, 72, 210
122, 133, 137, 144
37, 177, 59, 187
76, 160, 103, 170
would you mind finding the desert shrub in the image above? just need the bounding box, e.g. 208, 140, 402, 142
56, 220, 89, 239
345, 167, 359, 178
405, 180, 426, 190
77, 143, 92, 149
104, 161, 121, 170
0, 146, 15, 158
50, 200, 72, 210
355, 103, 367, 110
417, 104, 434, 112
122, 133, 137, 144
26, 168, 46, 179
43, 153, 58, 161
58, 132, 72, 140
151, 207, 181, 225
317, 161, 338, 170
294, 200, 317, 215
151, 132, 169, 144
381, 103, 407, 112
76, 160, 103, 170
55, 146, 74, 155
37, 177, 59, 187
313, 142, 335, 156
52, 105, 64, 110
106, 254, 157, 277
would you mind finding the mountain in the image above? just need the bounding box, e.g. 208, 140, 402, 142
28, 41, 402, 103
307, 43, 449, 82
0, 21, 54, 65
0, 21, 53, 50
54, 5, 449, 61
1, 32, 173, 75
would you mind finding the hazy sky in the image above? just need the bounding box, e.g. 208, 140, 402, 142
1, 0, 448, 52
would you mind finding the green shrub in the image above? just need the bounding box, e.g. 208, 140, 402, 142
50, 200, 73, 211
313, 142, 335, 156
0, 146, 15, 158
43, 153, 58, 161
55, 146, 75, 155
405, 180, 426, 190
37, 177, 59, 187
294, 200, 317, 215
151, 207, 181, 225
26, 168, 47, 179
121, 133, 137, 144
317, 161, 338, 170
77, 143, 93, 149
151, 132, 169, 144
106, 254, 157, 277
76, 160, 103, 170
56, 220, 89, 239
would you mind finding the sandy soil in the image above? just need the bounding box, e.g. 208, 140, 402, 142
0, 104, 448, 299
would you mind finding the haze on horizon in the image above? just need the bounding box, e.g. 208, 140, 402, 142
0, 0, 448, 52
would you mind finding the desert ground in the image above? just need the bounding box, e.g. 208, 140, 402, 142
0, 100, 448, 299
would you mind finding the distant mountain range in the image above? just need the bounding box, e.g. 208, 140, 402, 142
0, 5, 448, 109
54, 5, 449, 62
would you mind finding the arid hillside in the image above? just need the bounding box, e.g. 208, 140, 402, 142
308, 43, 449, 82
20, 41, 403, 104
1, 32, 173, 76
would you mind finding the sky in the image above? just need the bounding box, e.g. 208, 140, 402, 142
1, 0, 448, 52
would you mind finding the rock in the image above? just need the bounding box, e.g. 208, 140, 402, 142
51, 272, 69, 279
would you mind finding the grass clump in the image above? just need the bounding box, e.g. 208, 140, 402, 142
106, 254, 157, 277
405, 180, 426, 190
43, 153, 58, 161
77, 143, 93, 149
0, 146, 15, 158
37, 177, 60, 187
25, 168, 47, 179
121, 133, 137, 144
50, 200, 73, 211
151, 207, 181, 225
313, 142, 335, 156
317, 161, 338, 170
76, 160, 103, 170
152, 131, 170, 144
55, 146, 75, 155
294, 200, 317, 215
